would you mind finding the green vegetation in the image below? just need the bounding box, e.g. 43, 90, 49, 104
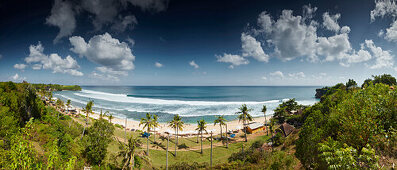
1, 74, 396, 169
296, 79, 396, 169
32, 83, 82, 91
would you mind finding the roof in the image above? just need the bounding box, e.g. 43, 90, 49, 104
280, 123, 295, 137
246, 122, 263, 130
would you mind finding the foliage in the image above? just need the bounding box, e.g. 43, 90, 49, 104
345, 79, 357, 88
117, 135, 143, 170
167, 162, 208, 170
273, 98, 302, 124
83, 118, 115, 165
296, 81, 397, 169
236, 104, 253, 142
31, 83, 82, 91
319, 138, 379, 169
372, 74, 397, 86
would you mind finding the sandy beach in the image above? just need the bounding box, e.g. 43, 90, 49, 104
71, 104, 271, 136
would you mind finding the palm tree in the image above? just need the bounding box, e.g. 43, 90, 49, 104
81, 100, 94, 139
55, 99, 64, 120
261, 105, 268, 136
196, 119, 207, 154
168, 115, 184, 156
107, 112, 114, 124
152, 115, 159, 144
236, 104, 253, 142
66, 99, 71, 112
214, 115, 226, 139
118, 135, 142, 170
139, 113, 153, 156
269, 120, 275, 152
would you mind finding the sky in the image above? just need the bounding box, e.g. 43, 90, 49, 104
1, 0, 397, 86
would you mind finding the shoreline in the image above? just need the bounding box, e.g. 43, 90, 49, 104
71, 105, 272, 136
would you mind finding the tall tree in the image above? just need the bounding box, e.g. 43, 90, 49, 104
152, 114, 159, 144
261, 105, 268, 136
81, 100, 93, 139
236, 104, 253, 142
118, 135, 142, 170
107, 112, 114, 124
139, 113, 153, 156
84, 118, 115, 166
196, 119, 207, 154
66, 99, 71, 112
214, 115, 226, 138
168, 115, 184, 156
55, 99, 64, 120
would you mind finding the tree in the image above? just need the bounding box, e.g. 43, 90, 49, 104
66, 99, 71, 112
273, 98, 300, 123
107, 112, 114, 123
83, 118, 114, 166
236, 104, 253, 142
139, 113, 153, 156
196, 119, 207, 154
372, 74, 396, 86
152, 115, 159, 144
361, 79, 373, 88
81, 100, 94, 139
118, 135, 143, 170
214, 115, 226, 139
168, 115, 184, 156
55, 99, 64, 120
261, 105, 268, 136
345, 79, 357, 89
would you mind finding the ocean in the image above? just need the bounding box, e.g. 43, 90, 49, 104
53, 86, 320, 123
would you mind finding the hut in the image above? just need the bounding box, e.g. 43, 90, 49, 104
244, 122, 264, 134
279, 123, 295, 137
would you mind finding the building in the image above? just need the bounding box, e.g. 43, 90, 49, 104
279, 123, 295, 137
244, 122, 265, 134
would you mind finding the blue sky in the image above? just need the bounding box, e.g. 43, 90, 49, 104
1, 0, 397, 86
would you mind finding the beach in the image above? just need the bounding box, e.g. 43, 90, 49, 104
71, 105, 272, 136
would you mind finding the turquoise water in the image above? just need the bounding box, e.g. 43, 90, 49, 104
53, 86, 319, 123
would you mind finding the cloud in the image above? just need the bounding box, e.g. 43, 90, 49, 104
70, 33, 135, 80
385, 20, 397, 42
370, 0, 397, 22
189, 60, 199, 69
155, 62, 163, 68
241, 33, 269, 62
365, 40, 394, 69
216, 53, 249, 68
322, 12, 341, 32
23, 42, 83, 76
10, 73, 26, 82
124, 0, 169, 12
126, 37, 135, 47
70, 33, 135, 70
225, 5, 354, 65
269, 71, 284, 78
370, 0, 397, 42
14, 64, 27, 70
261, 76, 267, 80
288, 72, 306, 79
111, 15, 138, 32
46, 0, 76, 43
81, 0, 120, 30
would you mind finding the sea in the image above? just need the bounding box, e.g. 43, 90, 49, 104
53, 86, 320, 123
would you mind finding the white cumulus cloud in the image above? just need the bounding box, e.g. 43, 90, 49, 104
269, 71, 284, 79
23, 42, 83, 76
155, 62, 163, 68
322, 12, 341, 32
46, 0, 76, 43
189, 60, 199, 69
241, 33, 269, 62
14, 64, 27, 70
216, 53, 249, 69
288, 72, 306, 79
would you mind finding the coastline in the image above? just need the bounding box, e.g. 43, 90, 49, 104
72, 105, 272, 136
